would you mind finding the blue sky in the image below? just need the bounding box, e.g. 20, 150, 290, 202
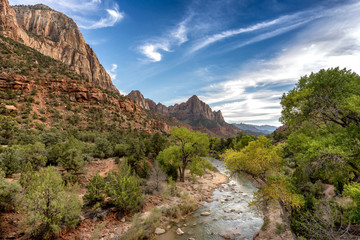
9, 0, 360, 126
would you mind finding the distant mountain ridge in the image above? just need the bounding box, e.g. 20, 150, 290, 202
232, 123, 278, 135
128, 90, 239, 137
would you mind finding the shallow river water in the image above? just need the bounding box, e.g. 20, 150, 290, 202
157, 158, 263, 240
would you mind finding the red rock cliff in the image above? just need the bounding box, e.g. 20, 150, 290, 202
0, 0, 118, 93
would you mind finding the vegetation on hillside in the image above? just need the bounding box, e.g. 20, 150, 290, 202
221, 67, 360, 239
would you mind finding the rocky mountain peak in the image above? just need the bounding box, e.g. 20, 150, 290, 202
188, 94, 200, 102
128, 90, 149, 110
0, 0, 118, 93
128, 90, 238, 137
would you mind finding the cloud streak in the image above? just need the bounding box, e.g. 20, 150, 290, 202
107, 63, 118, 81
138, 17, 191, 62
195, 1, 360, 125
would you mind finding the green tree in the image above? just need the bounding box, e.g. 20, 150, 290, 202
343, 182, 360, 223
222, 136, 283, 181
221, 136, 303, 236
106, 160, 144, 213
157, 127, 209, 182
57, 137, 86, 174
20, 167, 81, 239
150, 132, 169, 157
125, 137, 148, 178
0, 147, 20, 176
93, 137, 113, 158
0, 170, 21, 212
83, 173, 106, 206
16, 142, 46, 170
280, 67, 360, 128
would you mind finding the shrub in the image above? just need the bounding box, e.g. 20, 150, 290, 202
83, 173, 106, 206
20, 167, 81, 239
93, 137, 113, 158
114, 143, 128, 158
106, 160, 144, 213
120, 208, 161, 240
57, 137, 86, 174
0, 170, 21, 212
0, 147, 20, 176
15, 142, 46, 170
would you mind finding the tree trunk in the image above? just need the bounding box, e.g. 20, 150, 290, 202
278, 199, 296, 240
179, 166, 186, 182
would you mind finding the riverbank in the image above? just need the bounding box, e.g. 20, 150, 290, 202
247, 178, 293, 240
157, 158, 264, 240
65, 163, 229, 239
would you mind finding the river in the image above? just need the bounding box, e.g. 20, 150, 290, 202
157, 158, 263, 240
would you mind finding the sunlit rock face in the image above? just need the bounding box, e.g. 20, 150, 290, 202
0, 0, 118, 93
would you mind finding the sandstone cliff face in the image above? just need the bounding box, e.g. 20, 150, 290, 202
168, 95, 226, 124
128, 91, 239, 137
128, 90, 150, 110
0, 0, 118, 93
0, 0, 27, 40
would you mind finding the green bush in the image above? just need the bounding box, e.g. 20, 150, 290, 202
106, 160, 144, 213
0, 147, 20, 176
114, 143, 128, 158
120, 208, 161, 240
20, 167, 81, 239
93, 137, 113, 158
83, 173, 106, 206
15, 142, 46, 170
0, 170, 21, 212
57, 137, 85, 173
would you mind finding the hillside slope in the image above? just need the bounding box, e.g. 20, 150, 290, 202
0, 35, 174, 134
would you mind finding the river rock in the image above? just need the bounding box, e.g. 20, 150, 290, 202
155, 228, 166, 235
176, 228, 184, 235
188, 238, 196, 240
219, 233, 233, 239
200, 212, 211, 216
231, 209, 235, 212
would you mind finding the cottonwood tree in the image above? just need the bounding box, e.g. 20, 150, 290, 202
280, 67, 360, 128
221, 136, 303, 238
157, 127, 209, 182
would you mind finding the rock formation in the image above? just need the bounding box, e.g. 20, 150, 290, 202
0, 0, 118, 93
128, 90, 239, 137
128, 90, 150, 110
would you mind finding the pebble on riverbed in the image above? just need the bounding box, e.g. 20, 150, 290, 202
154, 228, 166, 235
176, 228, 184, 235
200, 212, 211, 216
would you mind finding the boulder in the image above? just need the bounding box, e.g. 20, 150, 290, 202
154, 228, 166, 235
200, 212, 211, 216
176, 228, 184, 235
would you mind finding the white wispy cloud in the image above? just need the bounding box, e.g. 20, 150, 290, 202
9, 0, 124, 29
138, 16, 190, 62
196, 2, 360, 125
139, 43, 170, 62
107, 63, 118, 80
189, 8, 326, 54
77, 6, 124, 29
158, 1, 360, 126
